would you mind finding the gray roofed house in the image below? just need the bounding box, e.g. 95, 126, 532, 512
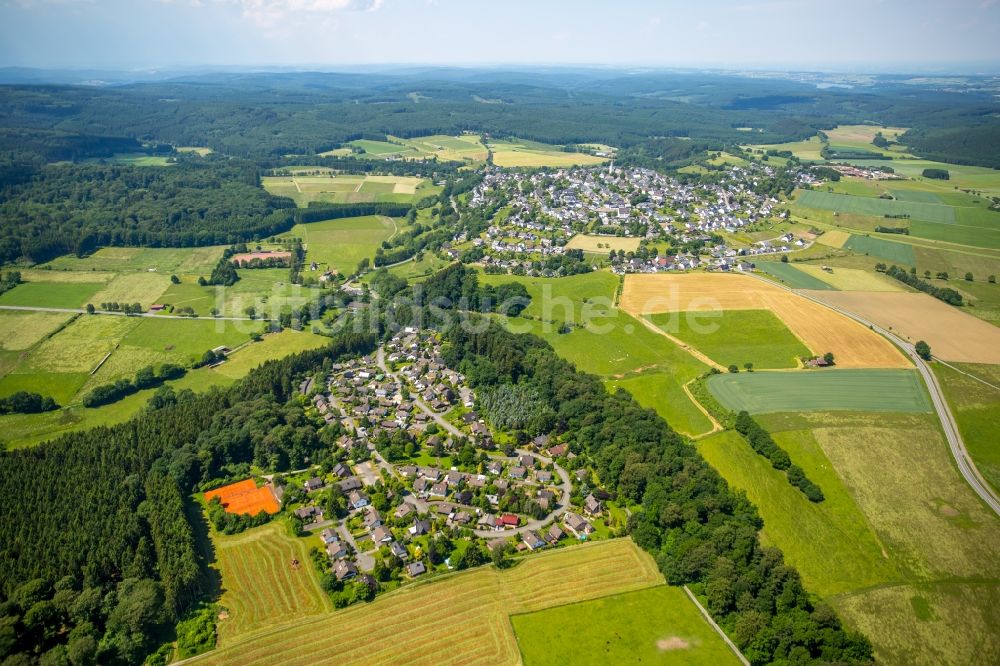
409, 519, 431, 536
332, 462, 351, 478
389, 541, 409, 561
394, 502, 416, 520
564, 512, 594, 537
325, 540, 349, 560
545, 524, 565, 543
338, 477, 363, 492
304, 477, 325, 492
349, 490, 369, 510
334, 560, 358, 581
508, 466, 526, 480
584, 493, 603, 516
320, 528, 338, 544
372, 525, 393, 543
428, 482, 448, 499
406, 561, 426, 577
362, 507, 383, 529
522, 531, 546, 551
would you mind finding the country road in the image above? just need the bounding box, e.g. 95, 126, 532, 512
751, 274, 1000, 517
0, 304, 256, 321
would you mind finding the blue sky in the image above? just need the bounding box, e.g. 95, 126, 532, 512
1, 0, 999, 72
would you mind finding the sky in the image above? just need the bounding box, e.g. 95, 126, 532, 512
1, 0, 999, 73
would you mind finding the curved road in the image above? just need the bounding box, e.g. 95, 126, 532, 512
753, 274, 1000, 517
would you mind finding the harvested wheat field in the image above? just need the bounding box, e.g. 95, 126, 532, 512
620, 273, 910, 368
191, 538, 663, 666
804, 290, 1000, 364
204, 479, 280, 516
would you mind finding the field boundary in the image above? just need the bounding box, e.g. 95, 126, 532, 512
637, 314, 725, 371
683, 586, 750, 666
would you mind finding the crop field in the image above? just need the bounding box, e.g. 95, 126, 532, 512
649, 309, 811, 369
565, 234, 640, 253
745, 135, 825, 161
932, 362, 1000, 493
797, 190, 957, 224
707, 369, 931, 413
191, 538, 666, 666
262, 174, 437, 206
210, 520, 332, 646
793, 265, 905, 291
0, 281, 105, 309
398, 134, 488, 162
42, 246, 226, 275
205, 479, 280, 516
282, 215, 396, 276
620, 273, 910, 368
846, 159, 1000, 196
0, 310, 72, 351
840, 234, 916, 265
754, 261, 835, 289
512, 585, 738, 665
488, 138, 609, 168
804, 290, 1000, 364
907, 219, 1000, 249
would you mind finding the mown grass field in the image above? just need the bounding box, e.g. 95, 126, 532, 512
794, 265, 905, 291
705, 410, 1000, 665
262, 174, 438, 207
707, 369, 932, 413
210, 520, 332, 646
606, 371, 714, 437
512, 585, 738, 665
649, 309, 811, 369
42, 246, 225, 275
89, 272, 173, 308
932, 362, 1000, 494
488, 138, 609, 168
281, 215, 396, 276
797, 190, 957, 224
0, 281, 105, 308
191, 538, 667, 666
754, 261, 835, 290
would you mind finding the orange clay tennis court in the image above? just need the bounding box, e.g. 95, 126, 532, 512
205, 479, 280, 516
619, 273, 910, 369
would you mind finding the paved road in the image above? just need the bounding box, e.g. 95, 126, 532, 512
0, 304, 256, 321
752, 274, 1000, 517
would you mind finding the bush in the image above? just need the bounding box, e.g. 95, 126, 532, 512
0, 391, 58, 415
922, 168, 950, 180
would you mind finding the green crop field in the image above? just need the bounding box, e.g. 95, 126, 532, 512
932, 362, 1000, 494
797, 190, 957, 224
282, 215, 396, 277
209, 520, 332, 646
512, 585, 738, 665
843, 235, 916, 265
907, 220, 1000, 249
650, 309, 811, 369
0, 281, 105, 309
189, 538, 665, 666
754, 261, 836, 289
707, 369, 932, 413
0, 310, 72, 351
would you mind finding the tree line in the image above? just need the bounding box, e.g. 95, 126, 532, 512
883, 264, 963, 306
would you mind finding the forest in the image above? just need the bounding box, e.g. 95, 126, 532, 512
0, 332, 376, 664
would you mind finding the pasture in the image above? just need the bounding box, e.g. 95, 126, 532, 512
488, 138, 609, 168
619, 273, 910, 368
262, 174, 437, 207
207, 330, 329, 379
42, 246, 225, 275
89, 272, 173, 308
512, 585, 738, 665
706, 369, 932, 413
0, 281, 104, 309
0, 310, 72, 351
805, 290, 1000, 364
754, 261, 835, 290
282, 215, 396, 276
565, 234, 640, 253
606, 372, 714, 437
932, 362, 1000, 493
796, 190, 956, 224
190, 538, 665, 666
649, 309, 811, 369
210, 520, 332, 646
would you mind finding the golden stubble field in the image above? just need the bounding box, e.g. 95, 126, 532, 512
192, 538, 664, 666
619, 273, 910, 368
804, 290, 1000, 364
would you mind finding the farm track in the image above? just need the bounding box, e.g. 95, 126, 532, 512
0, 304, 255, 321
185, 538, 663, 666
751, 274, 1000, 517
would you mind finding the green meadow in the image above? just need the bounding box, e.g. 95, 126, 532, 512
707, 369, 932, 414
512, 585, 739, 665
282, 215, 397, 276
650, 309, 811, 369
932, 362, 1000, 494
797, 190, 957, 224
843, 235, 916, 265
0, 281, 105, 309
